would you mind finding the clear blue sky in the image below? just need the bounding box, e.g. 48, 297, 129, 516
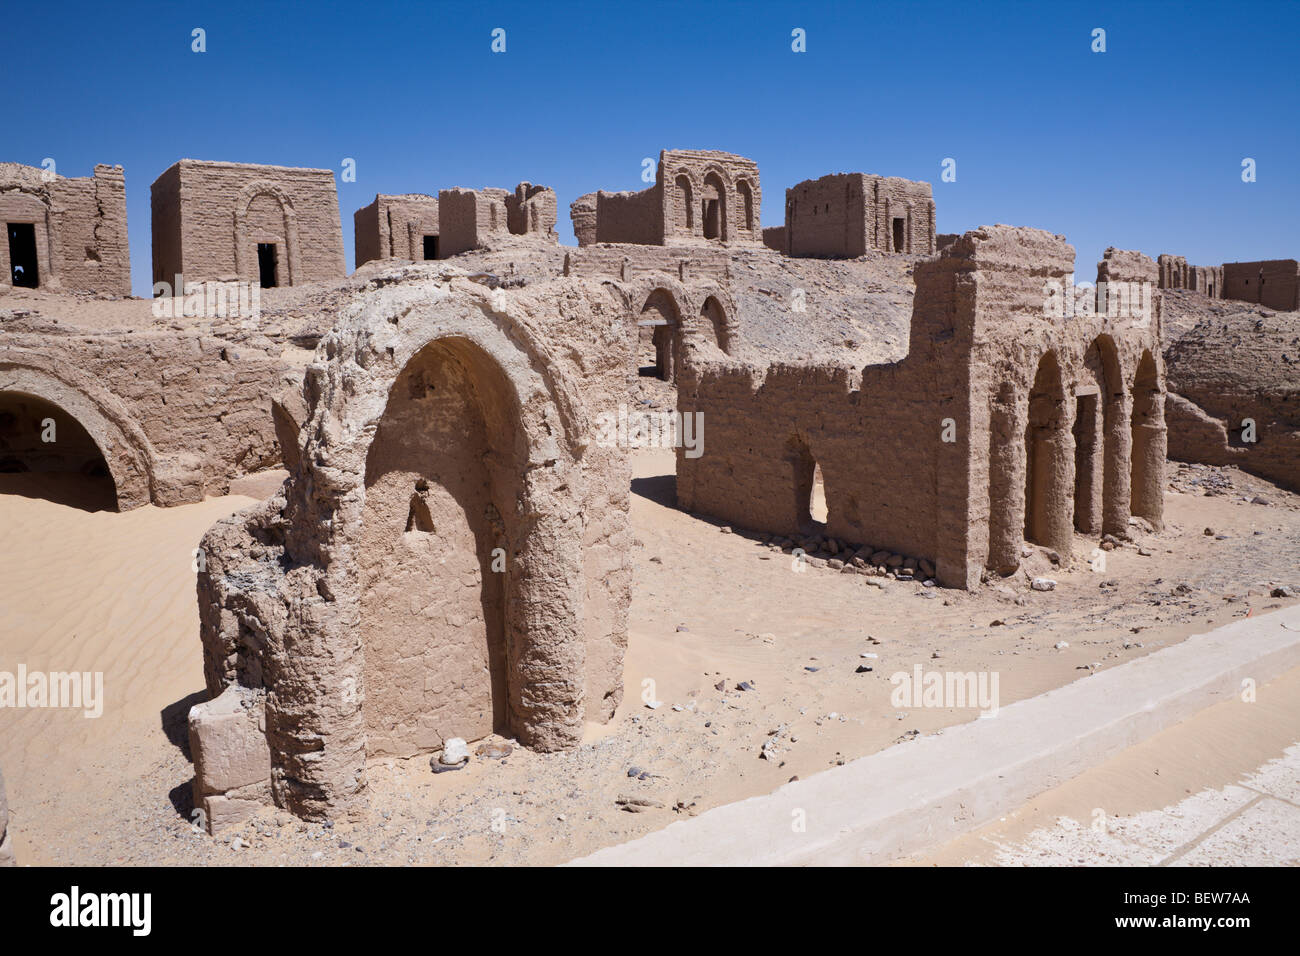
7, 0, 1297, 296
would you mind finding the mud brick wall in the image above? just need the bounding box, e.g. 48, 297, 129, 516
786, 172, 935, 257
593, 187, 662, 245
0, 323, 293, 509
354, 193, 440, 266
150, 160, 345, 287
678, 226, 1165, 590
1223, 260, 1300, 311
0, 162, 130, 295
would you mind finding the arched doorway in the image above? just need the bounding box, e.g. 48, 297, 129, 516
1024, 352, 1073, 556
640, 289, 682, 381
359, 337, 517, 758
675, 175, 694, 236
701, 172, 727, 241
1130, 350, 1165, 528
0, 390, 118, 511
698, 295, 730, 354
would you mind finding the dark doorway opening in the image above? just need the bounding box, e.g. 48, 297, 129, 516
8, 223, 39, 288
702, 199, 720, 239
891, 217, 906, 253
422, 234, 439, 260
257, 242, 278, 288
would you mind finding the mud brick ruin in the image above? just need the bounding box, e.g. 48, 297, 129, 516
1157, 254, 1223, 298
1, 162, 130, 295
782, 172, 937, 258
437, 182, 558, 257
151, 160, 346, 289
2, 144, 1295, 830
353, 193, 440, 266
676, 227, 1166, 589
190, 275, 632, 822
1222, 259, 1300, 312
571, 149, 762, 247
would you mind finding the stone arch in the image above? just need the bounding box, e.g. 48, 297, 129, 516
1130, 349, 1165, 528
701, 169, 729, 242
1024, 351, 1073, 556
640, 287, 684, 381
233, 180, 300, 286
735, 178, 755, 236
0, 361, 155, 510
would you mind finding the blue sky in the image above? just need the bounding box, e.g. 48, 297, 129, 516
7, 0, 1297, 296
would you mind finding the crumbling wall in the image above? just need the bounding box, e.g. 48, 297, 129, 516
0, 162, 130, 295
1165, 309, 1300, 492
353, 193, 440, 266
439, 183, 557, 256
195, 272, 633, 820
1157, 254, 1223, 298
1223, 260, 1300, 311
150, 160, 345, 287
677, 226, 1165, 589
0, 321, 293, 509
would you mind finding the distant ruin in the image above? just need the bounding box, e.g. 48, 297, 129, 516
438, 182, 558, 257
1157, 254, 1222, 298
572, 149, 762, 247
1222, 259, 1300, 312
151, 160, 346, 289
1, 162, 130, 295
353, 193, 440, 266
783, 172, 936, 257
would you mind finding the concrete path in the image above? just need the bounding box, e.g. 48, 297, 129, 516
569, 605, 1300, 866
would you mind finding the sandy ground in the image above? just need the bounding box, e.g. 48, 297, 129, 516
905, 666, 1300, 866
1, 451, 1297, 866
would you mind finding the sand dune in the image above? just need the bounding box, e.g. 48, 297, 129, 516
0, 493, 256, 809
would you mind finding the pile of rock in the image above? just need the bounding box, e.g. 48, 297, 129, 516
753, 530, 937, 583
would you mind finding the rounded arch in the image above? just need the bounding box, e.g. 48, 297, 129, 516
233, 180, 300, 286
735, 178, 756, 236
0, 360, 155, 509
1083, 334, 1131, 536
696, 293, 734, 355
1130, 348, 1165, 528
1024, 350, 1073, 556
700, 169, 729, 242
673, 173, 694, 236
639, 286, 685, 381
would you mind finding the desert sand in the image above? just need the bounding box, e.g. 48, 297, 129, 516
1, 450, 1297, 865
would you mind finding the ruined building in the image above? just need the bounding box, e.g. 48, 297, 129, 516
1222, 259, 1300, 312
151, 160, 346, 290
353, 193, 440, 266
1157, 254, 1222, 298
571, 149, 763, 247
783, 172, 936, 257
1, 162, 130, 295
191, 273, 632, 827
436, 182, 558, 258
676, 226, 1166, 589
